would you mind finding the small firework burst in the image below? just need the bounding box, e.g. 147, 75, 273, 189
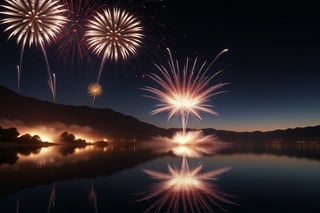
88, 82, 103, 97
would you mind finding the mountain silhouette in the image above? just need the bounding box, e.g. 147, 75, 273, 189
0, 85, 168, 141
0, 84, 319, 142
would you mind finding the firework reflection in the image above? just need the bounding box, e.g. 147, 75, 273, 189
139, 155, 237, 212
142, 130, 230, 158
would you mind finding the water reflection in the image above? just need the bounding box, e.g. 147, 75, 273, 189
142, 131, 230, 158
0, 140, 320, 212
88, 183, 98, 213
0, 142, 137, 168
47, 184, 55, 213
139, 155, 237, 212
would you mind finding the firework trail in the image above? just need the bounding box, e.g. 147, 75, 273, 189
0, 0, 67, 102
85, 7, 143, 102
139, 155, 236, 212
16, 65, 20, 93
143, 48, 229, 135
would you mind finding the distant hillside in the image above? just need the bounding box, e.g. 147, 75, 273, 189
0, 85, 168, 140
0, 85, 319, 142
201, 125, 320, 143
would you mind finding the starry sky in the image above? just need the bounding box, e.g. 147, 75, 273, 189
0, 0, 319, 131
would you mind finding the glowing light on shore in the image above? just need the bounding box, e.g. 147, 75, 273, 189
139, 156, 236, 212
0, 0, 67, 101
143, 48, 229, 135
20, 126, 57, 142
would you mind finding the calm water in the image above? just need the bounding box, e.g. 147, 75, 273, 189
1, 140, 320, 213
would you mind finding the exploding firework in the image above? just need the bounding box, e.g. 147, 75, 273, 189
139, 156, 236, 212
0, 0, 67, 101
143, 48, 229, 135
85, 7, 144, 87
88, 82, 103, 103
54, 0, 104, 64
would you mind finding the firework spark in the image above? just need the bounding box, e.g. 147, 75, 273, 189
143, 48, 229, 135
0, 0, 67, 101
88, 82, 103, 103
85, 7, 143, 101
139, 156, 236, 212
54, 0, 104, 64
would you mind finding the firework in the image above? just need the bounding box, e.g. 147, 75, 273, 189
139, 156, 236, 212
85, 7, 144, 84
0, 0, 67, 101
88, 82, 103, 103
54, 0, 104, 64
143, 48, 229, 135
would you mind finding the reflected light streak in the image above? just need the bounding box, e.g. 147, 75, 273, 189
47, 184, 56, 213
142, 130, 230, 158
139, 156, 237, 212
89, 183, 99, 213
17, 147, 55, 168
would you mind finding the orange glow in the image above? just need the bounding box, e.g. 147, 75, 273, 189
20, 126, 56, 142
88, 82, 103, 98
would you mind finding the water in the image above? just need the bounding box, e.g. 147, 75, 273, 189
0, 140, 320, 213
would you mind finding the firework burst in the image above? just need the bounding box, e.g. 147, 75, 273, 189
53, 0, 104, 64
0, 0, 67, 101
143, 48, 229, 135
139, 156, 236, 212
85, 7, 143, 102
88, 82, 103, 103
85, 7, 143, 65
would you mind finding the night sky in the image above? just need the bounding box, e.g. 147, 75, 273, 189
0, 0, 319, 131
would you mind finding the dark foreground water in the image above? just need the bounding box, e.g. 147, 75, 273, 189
0, 139, 320, 213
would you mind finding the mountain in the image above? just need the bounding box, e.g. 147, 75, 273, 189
0, 85, 168, 141
0, 84, 319, 142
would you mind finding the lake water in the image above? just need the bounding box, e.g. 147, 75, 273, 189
1, 140, 320, 213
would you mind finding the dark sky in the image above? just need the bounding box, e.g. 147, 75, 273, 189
0, 0, 319, 131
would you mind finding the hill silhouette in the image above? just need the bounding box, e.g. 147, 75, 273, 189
0, 85, 168, 141
0, 84, 319, 142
